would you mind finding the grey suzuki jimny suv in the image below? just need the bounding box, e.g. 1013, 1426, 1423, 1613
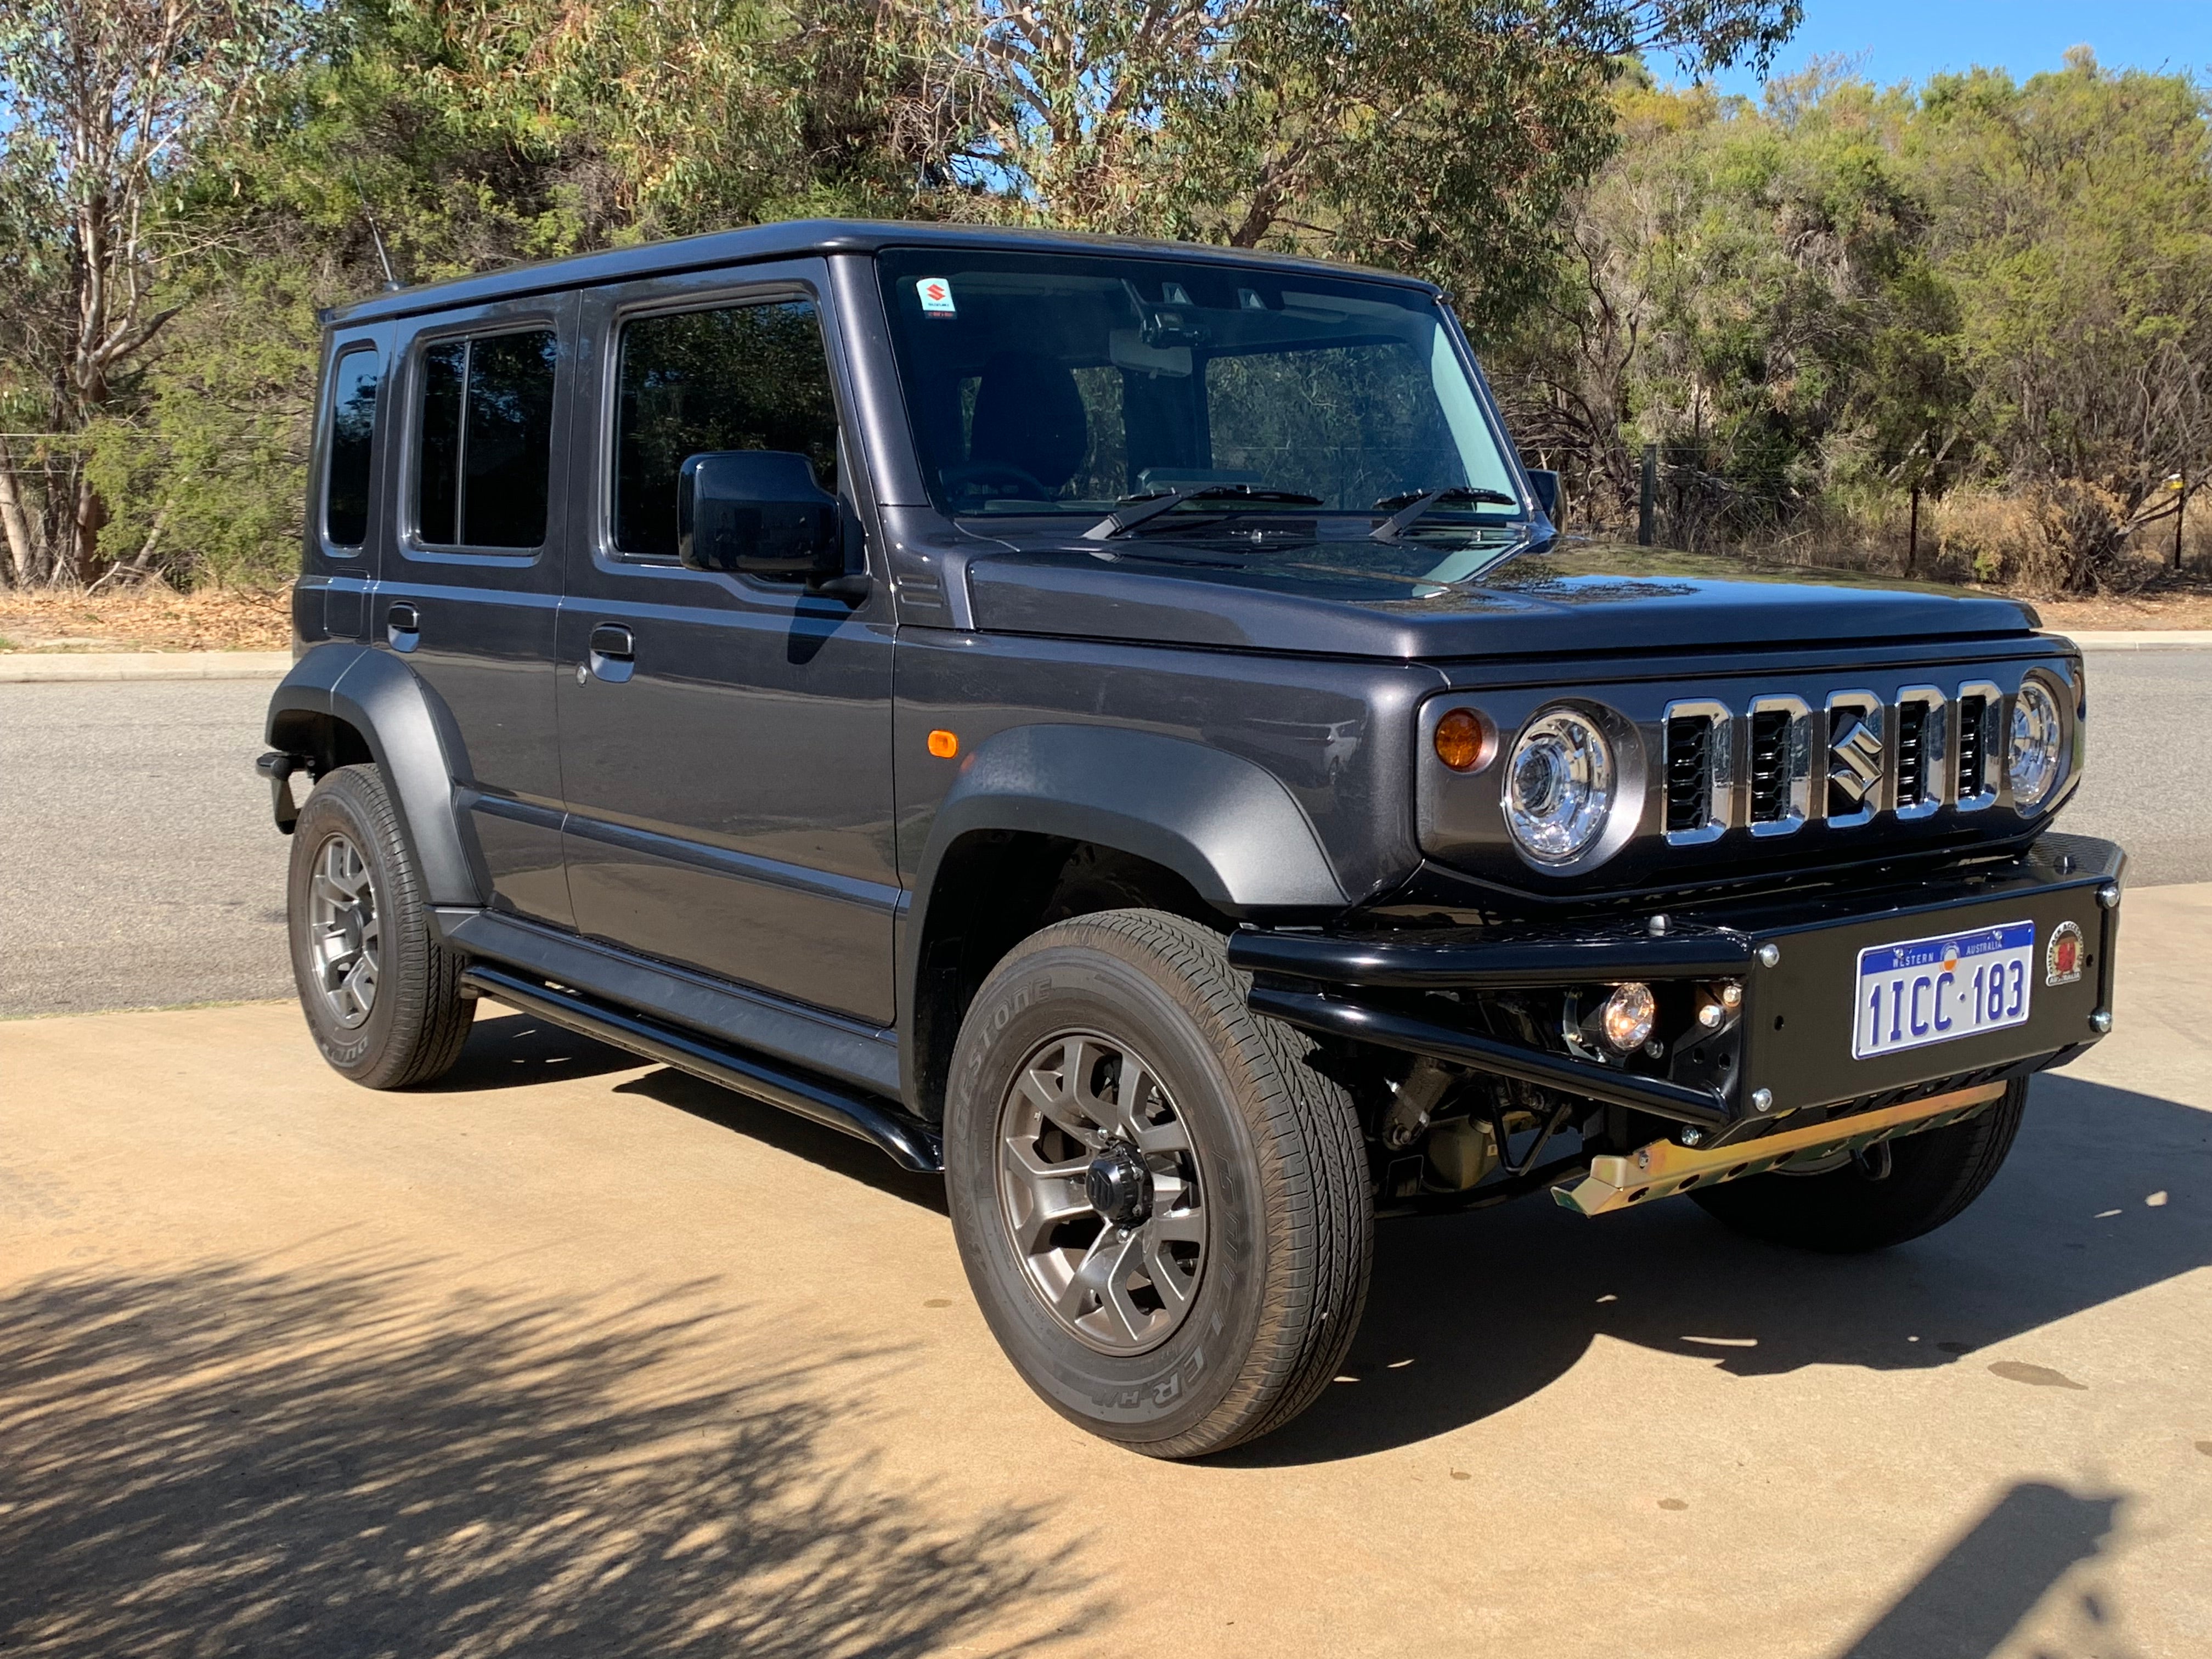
261, 221, 2123, 1458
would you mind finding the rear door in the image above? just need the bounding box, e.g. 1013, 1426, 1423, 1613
373, 294, 577, 927
554, 259, 899, 1024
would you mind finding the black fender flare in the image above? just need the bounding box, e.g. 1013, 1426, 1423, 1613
265, 643, 484, 907
898, 722, 1347, 1099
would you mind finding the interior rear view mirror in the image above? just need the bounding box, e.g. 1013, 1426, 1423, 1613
678, 451, 845, 585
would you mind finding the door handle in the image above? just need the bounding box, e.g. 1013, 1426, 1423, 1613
586, 622, 635, 684
386, 602, 420, 652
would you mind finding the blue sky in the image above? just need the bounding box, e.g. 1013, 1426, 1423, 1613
1703, 0, 2212, 98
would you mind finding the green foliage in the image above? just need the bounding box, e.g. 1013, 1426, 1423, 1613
82, 258, 322, 585
16, 2, 2208, 595
1490, 50, 2212, 591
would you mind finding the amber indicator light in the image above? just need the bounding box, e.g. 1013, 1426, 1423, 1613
927, 729, 960, 758
1433, 708, 1492, 773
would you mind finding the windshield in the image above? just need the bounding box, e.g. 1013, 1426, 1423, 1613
876, 250, 1521, 529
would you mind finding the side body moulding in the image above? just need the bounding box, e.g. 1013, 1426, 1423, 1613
264, 641, 485, 909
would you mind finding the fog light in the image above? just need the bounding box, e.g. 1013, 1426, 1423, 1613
1601, 982, 1657, 1052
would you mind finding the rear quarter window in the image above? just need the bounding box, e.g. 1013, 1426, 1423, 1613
323, 346, 381, 548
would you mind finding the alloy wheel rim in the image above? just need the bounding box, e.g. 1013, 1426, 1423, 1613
306, 831, 381, 1029
996, 1029, 1206, 1356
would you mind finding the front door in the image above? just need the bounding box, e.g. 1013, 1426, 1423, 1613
554, 263, 899, 1024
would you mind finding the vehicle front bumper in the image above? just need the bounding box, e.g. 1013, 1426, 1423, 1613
1228, 832, 2124, 1149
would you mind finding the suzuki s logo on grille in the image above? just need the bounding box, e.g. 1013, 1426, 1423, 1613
1828, 708, 1884, 806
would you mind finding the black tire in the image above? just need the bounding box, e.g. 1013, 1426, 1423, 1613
1689, 1080, 2028, 1252
286, 763, 475, 1089
944, 909, 1371, 1459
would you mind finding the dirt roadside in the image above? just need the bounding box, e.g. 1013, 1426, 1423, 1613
0, 584, 292, 652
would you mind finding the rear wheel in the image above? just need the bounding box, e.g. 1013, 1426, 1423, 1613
944, 909, 1371, 1459
1690, 1080, 2028, 1252
286, 764, 474, 1089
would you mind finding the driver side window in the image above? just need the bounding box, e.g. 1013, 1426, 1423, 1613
612, 298, 840, 561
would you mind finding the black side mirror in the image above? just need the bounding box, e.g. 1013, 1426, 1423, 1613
1526, 468, 1561, 524
678, 451, 847, 586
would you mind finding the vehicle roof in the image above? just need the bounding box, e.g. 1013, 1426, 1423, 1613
326, 218, 1440, 328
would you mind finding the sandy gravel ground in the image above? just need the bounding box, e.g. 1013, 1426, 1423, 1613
2, 888, 2206, 1658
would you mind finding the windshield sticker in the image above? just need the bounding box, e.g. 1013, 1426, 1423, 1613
916, 277, 956, 315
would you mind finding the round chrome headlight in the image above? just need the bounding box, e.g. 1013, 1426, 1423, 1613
1504, 707, 1615, 864
2007, 679, 2064, 810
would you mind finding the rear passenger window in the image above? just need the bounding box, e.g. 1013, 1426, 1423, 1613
613, 300, 839, 560
323, 347, 380, 547
414, 328, 557, 549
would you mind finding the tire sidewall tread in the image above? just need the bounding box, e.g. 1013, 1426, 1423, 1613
287, 764, 473, 1091
944, 909, 1371, 1459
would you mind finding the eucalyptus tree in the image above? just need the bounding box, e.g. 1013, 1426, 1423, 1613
0, 0, 309, 582
879, 1, 1802, 336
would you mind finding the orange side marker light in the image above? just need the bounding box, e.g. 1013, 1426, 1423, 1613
927, 729, 960, 759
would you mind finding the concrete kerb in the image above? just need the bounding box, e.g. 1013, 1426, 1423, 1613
2055, 630, 2212, 651
0, 651, 294, 683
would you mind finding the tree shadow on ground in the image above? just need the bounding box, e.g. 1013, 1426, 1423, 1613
1231, 1073, 2211, 1465
0, 1251, 1097, 1657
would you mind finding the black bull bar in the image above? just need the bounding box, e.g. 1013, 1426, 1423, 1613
1229, 833, 2125, 1148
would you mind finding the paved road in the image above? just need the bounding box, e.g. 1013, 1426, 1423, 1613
3, 888, 2206, 1657
2065, 650, 2212, 888
2, 650, 2207, 1017
1, 680, 290, 1018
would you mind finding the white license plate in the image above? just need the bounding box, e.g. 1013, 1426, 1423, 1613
1853, 919, 2035, 1060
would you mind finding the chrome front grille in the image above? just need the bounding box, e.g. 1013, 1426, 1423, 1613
1895, 698, 1927, 804
1648, 676, 2041, 838
1665, 715, 1711, 833
1661, 699, 1732, 845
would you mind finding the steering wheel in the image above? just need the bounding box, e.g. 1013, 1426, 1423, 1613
940, 461, 1054, 503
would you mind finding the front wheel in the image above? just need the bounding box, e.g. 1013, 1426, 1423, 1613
1690, 1079, 2028, 1252
944, 910, 1372, 1459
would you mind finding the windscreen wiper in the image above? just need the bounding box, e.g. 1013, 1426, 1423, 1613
1369, 485, 1519, 542
1084, 484, 1324, 541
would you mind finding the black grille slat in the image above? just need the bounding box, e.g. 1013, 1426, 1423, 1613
1956, 695, 1985, 798
1748, 709, 1791, 822
1665, 715, 1711, 833
1896, 699, 1928, 807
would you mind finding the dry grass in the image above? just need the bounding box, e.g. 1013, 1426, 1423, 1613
0, 582, 292, 652
2031, 578, 2212, 631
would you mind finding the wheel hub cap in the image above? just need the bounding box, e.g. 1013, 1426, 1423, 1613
995, 1030, 1206, 1357
305, 830, 381, 1030
1084, 1144, 1153, 1227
